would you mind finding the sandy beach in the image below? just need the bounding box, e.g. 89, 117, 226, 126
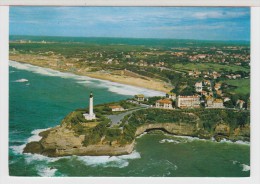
9, 54, 172, 93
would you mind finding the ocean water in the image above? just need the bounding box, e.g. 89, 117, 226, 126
9, 61, 250, 177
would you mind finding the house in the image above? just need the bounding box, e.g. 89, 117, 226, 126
109, 105, 125, 112
155, 99, 173, 109
216, 90, 223, 96
195, 82, 203, 92
223, 97, 231, 102
201, 90, 208, 96
206, 97, 224, 108
176, 95, 200, 109
135, 94, 145, 102
214, 83, 222, 90
166, 92, 176, 100
188, 71, 194, 76
212, 99, 224, 108
203, 80, 211, 86
236, 100, 245, 109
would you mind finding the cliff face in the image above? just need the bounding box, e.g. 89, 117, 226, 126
24, 125, 135, 157
23, 122, 249, 157
135, 123, 198, 137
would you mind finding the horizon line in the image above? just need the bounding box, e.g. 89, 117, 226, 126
9, 34, 250, 43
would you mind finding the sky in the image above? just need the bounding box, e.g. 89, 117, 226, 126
10, 7, 250, 41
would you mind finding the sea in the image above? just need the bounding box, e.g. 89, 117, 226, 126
9, 60, 250, 177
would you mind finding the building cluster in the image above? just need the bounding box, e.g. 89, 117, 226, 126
188, 70, 222, 79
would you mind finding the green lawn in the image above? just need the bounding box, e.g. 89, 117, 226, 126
224, 78, 250, 95
171, 63, 249, 73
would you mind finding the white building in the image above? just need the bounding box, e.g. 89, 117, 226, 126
155, 99, 173, 109
166, 92, 176, 101
206, 98, 224, 108
83, 92, 96, 121
109, 105, 125, 112
135, 94, 145, 102
176, 95, 200, 109
195, 82, 203, 92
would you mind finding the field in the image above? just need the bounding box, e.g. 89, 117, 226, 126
224, 79, 250, 95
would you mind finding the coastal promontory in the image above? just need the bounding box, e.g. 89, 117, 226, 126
23, 99, 250, 157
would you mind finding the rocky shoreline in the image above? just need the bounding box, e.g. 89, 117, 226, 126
23, 121, 250, 157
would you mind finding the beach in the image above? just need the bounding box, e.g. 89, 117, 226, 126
9, 54, 172, 93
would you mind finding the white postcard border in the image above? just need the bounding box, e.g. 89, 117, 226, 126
0, 0, 260, 6
1, 5, 260, 184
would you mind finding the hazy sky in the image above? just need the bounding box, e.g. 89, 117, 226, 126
10, 7, 250, 40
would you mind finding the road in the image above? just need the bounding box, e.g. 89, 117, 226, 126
106, 105, 149, 126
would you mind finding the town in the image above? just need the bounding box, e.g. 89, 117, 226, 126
9, 36, 250, 111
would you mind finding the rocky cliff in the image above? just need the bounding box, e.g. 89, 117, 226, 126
23, 120, 249, 157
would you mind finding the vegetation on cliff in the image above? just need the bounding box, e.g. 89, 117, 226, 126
60, 105, 250, 147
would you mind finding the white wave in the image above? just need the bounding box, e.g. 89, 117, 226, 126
24, 153, 61, 164
117, 150, 141, 160
219, 138, 250, 146
173, 135, 206, 142
97, 80, 164, 97
159, 139, 180, 144
232, 160, 239, 165
231, 160, 250, 172
14, 78, 28, 83
234, 140, 250, 146
77, 150, 141, 168
10, 128, 50, 155
10, 144, 26, 155
9, 60, 164, 97
37, 166, 58, 177
136, 132, 147, 139
27, 128, 50, 143
241, 164, 250, 172
171, 135, 250, 146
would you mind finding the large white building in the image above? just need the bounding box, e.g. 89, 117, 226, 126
83, 92, 96, 121
176, 95, 200, 109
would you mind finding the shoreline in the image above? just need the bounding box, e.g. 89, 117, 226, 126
9, 56, 172, 93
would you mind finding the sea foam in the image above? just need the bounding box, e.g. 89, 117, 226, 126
77, 150, 141, 168
37, 166, 58, 177
241, 164, 250, 172
9, 60, 164, 97
159, 139, 180, 144
10, 128, 50, 155
14, 78, 28, 83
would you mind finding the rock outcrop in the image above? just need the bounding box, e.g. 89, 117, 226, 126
23, 122, 250, 157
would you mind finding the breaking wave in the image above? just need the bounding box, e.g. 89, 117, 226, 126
231, 160, 250, 172
159, 139, 180, 144
9, 60, 164, 97
10, 128, 50, 155
37, 166, 58, 177
77, 150, 141, 168
14, 78, 28, 83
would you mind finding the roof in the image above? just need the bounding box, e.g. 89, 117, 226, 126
135, 94, 144, 98
178, 95, 200, 99
156, 99, 172, 104
195, 82, 202, 85
214, 99, 223, 103
167, 92, 176, 95
109, 105, 124, 109
237, 100, 245, 103
206, 96, 214, 100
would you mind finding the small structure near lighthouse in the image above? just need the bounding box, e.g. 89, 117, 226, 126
83, 92, 96, 120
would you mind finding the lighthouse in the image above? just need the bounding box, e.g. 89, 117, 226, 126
83, 92, 96, 120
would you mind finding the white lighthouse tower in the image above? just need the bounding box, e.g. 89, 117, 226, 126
83, 92, 96, 120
